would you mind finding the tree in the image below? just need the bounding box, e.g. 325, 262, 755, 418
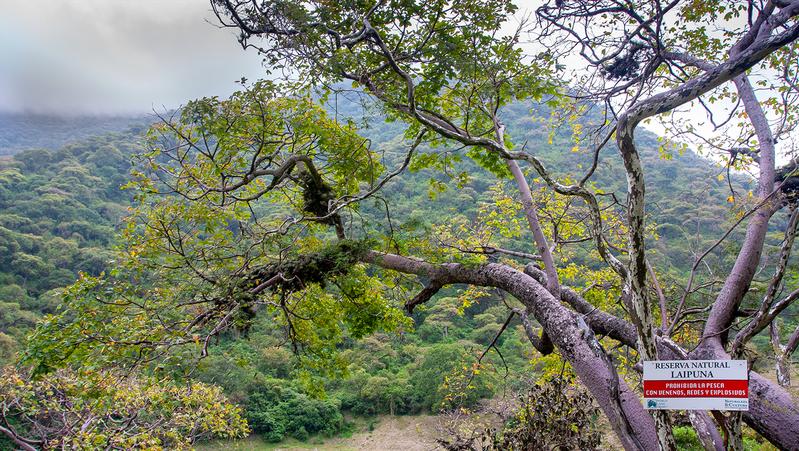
534, 2, 799, 449
207, 2, 799, 449
770, 319, 799, 386
13, 1, 799, 450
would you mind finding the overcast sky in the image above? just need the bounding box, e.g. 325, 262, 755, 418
0, 0, 266, 115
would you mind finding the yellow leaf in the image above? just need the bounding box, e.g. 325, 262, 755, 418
717, 174, 724, 181
727, 195, 735, 203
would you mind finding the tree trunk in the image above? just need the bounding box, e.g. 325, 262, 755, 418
687, 410, 725, 451
726, 412, 744, 451
505, 158, 560, 297
617, 109, 677, 451
704, 74, 776, 349
775, 354, 792, 387
742, 371, 799, 447
771, 322, 791, 386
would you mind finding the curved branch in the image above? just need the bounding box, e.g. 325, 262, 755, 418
361, 250, 658, 450
731, 207, 799, 355
510, 306, 554, 355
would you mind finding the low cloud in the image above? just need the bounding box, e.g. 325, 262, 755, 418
0, 0, 265, 115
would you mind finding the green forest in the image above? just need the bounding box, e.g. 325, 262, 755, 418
0, 100, 793, 450
2, 1, 799, 451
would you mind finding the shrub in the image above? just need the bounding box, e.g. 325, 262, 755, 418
247, 405, 286, 443
496, 375, 601, 450
438, 374, 601, 450
245, 379, 344, 442
294, 426, 309, 442
673, 426, 703, 451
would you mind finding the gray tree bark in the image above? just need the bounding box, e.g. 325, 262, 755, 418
362, 251, 659, 450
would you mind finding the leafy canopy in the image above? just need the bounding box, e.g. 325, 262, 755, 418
24, 81, 410, 380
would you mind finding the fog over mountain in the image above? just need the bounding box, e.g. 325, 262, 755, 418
0, 0, 265, 115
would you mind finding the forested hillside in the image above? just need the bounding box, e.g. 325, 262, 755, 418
0, 102, 780, 448
0, 129, 144, 361
4, 2, 799, 450
0, 113, 147, 155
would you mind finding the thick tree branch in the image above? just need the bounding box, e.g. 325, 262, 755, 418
511, 306, 554, 355
360, 250, 657, 451
731, 207, 799, 356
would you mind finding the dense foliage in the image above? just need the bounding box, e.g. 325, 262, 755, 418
2, 43, 799, 447
1, 88, 792, 447
0, 367, 248, 450
0, 129, 144, 363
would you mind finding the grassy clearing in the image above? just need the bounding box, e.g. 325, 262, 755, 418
197, 435, 354, 451
197, 415, 440, 451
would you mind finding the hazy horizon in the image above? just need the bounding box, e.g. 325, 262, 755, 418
0, 0, 265, 116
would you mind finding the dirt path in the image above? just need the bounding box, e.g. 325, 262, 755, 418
324, 415, 440, 451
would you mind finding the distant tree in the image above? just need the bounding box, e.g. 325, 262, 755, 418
13, 149, 52, 172
0, 332, 17, 364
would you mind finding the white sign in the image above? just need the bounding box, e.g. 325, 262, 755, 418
643, 360, 748, 411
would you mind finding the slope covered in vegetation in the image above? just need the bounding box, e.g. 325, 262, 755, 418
0, 104, 784, 446
0, 113, 148, 155
0, 128, 144, 360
